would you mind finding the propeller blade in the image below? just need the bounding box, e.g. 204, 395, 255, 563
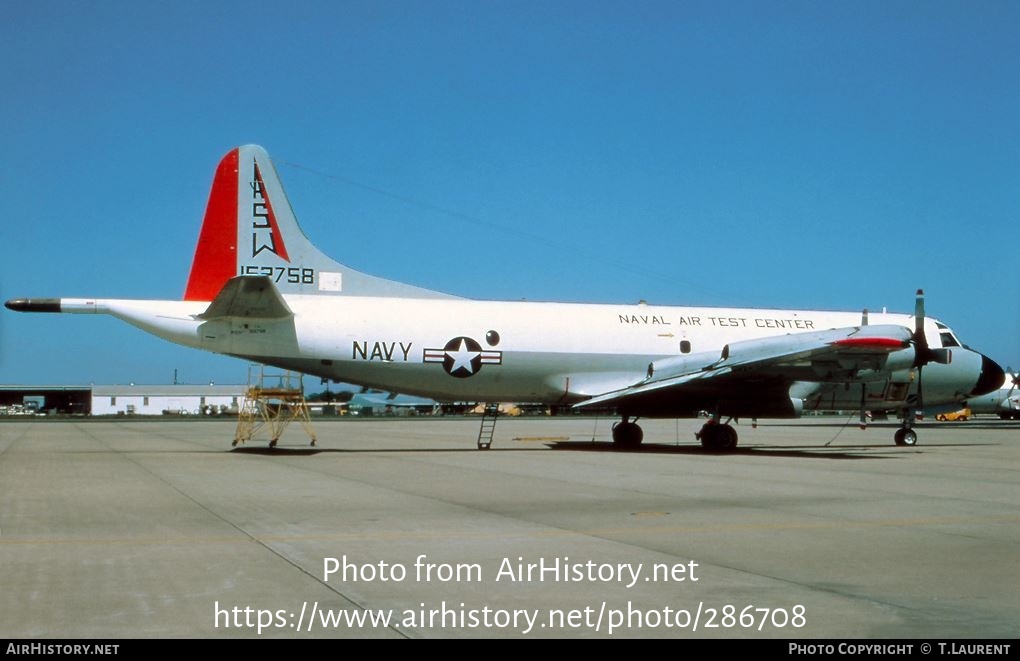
914, 289, 928, 353
915, 364, 925, 417
911, 290, 930, 415
911, 288, 943, 367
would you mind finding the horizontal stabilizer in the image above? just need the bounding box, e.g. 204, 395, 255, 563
197, 276, 293, 320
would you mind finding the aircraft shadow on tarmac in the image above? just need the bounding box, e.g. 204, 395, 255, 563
544, 440, 898, 459
228, 441, 916, 460
226, 420, 1013, 457
230, 447, 326, 456
228, 444, 541, 456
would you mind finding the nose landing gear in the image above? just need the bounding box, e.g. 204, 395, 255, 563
894, 411, 919, 446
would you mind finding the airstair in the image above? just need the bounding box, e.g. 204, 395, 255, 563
476, 403, 499, 449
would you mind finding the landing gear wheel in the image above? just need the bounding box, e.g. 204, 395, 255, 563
612, 421, 644, 448
269, 438, 278, 449
698, 423, 738, 452
894, 428, 917, 446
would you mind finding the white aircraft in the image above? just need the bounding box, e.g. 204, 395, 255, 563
6, 145, 1006, 449
965, 371, 1020, 420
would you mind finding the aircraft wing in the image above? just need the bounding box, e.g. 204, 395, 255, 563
575, 324, 915, 413
197, 276, 293, 320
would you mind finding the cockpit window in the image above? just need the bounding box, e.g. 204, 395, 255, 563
939, 331, 960, 348
934, 322, 961, 348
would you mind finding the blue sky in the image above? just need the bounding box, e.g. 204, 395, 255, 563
1, 0, 1018, 386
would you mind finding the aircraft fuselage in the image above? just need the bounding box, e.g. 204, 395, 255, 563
49, 295, 988, 416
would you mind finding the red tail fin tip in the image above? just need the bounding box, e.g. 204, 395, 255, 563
184, 148, 240, 301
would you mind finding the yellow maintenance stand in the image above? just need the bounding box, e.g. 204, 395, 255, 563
233, 367, 317, 448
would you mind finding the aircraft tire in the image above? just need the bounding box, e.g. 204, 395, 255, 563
699, 423, 738, 452
612, 421, 643, 448
894, 428, 917, 446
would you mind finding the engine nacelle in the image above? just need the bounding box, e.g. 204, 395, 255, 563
882, 347, 919, 372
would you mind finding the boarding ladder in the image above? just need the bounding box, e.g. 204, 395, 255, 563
233, 366, 317, 449
477, 403, 499, 450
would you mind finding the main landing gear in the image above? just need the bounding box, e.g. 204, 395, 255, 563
611, 418, 644, 448
611, 415, 741, 452
696, 417, 738, 452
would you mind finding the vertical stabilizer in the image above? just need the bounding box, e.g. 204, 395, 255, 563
184, 145, 455, 301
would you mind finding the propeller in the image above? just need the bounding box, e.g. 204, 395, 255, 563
910, 289, 952, 416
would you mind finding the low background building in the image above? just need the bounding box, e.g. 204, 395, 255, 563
0, 385, 92, 415
90, 385, 246, 416
0, 384, 246, 416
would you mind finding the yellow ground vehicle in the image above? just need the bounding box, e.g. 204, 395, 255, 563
935, 408, 972, 422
